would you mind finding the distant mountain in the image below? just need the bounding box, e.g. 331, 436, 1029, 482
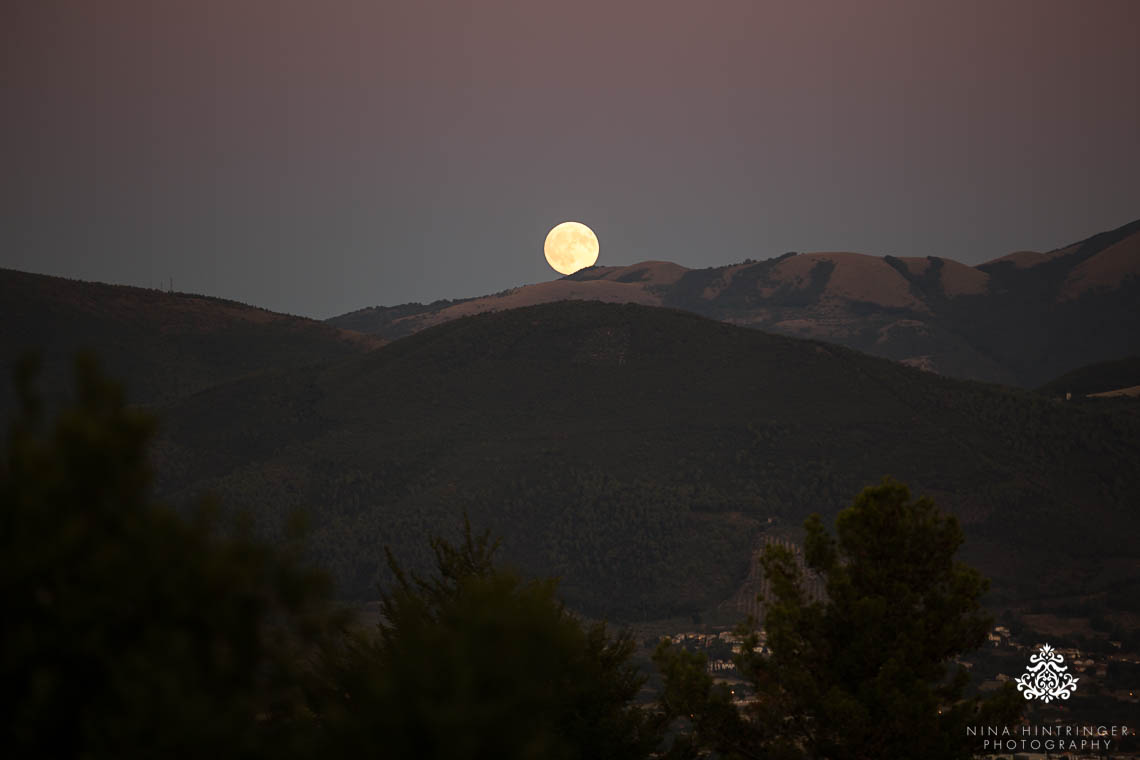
329, 219, 1140, 387
5, 225, 1138, 622
1038, 355, 1140, 398
156, 301, 1140, 620
0, 268, 382, 415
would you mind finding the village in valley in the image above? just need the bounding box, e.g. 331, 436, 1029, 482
637, 620, 1139, 758
625, 532, 1140, 758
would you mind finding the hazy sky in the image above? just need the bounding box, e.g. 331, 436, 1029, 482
4, 0, 1139, 318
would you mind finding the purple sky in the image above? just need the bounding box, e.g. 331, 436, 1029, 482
4, 0, 1139, 318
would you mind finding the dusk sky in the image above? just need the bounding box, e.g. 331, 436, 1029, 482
4, 0, 1139, 319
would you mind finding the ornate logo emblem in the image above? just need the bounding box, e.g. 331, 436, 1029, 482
1015, 643, 1079, 702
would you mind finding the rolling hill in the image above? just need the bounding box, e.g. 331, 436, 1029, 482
329, 218, 1140, 388
153, 301, 1140, 620
0, 268, 383, 416
1038, 355, 1140, 399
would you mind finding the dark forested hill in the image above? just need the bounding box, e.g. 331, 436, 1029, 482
0, 268, 383, 416
329, 218, 1140, 388
1038, 355, 1140, 398
154, 301, 1140, 620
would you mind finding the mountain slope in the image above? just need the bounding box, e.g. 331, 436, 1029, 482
1038, 355, 1140, 398
0, 268, 383, 416
157, 301, 1140, 620
329, 219, 1140, 387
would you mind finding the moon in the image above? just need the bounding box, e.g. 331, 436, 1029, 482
543, 221, 599, 275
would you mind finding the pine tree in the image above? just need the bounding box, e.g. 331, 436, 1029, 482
0, 354, 342, 758
654, 477, 1022, 759
309, 518, 662, 759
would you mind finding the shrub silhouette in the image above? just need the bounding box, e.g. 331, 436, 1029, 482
0, 354, 342, 758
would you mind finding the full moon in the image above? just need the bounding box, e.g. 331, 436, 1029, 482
543, 221, 599, 275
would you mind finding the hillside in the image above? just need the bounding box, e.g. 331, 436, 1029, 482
0, 268, 383, 416
155, 301, 1140, 620
329, 218, 1140, 387
1038, 355, 1140, 398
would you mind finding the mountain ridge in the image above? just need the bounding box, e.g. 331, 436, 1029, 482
329, 218, 1140, 387
4, 265, 1137, 620
0, 267, 383, 415
152, 300, 1140, 620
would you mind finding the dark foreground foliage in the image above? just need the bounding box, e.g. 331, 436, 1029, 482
0, 356, 659, 758
310, 521, 662, 759
2, 355, 1017, 758
0, 355, 343, 758
653, 479, 1023, 760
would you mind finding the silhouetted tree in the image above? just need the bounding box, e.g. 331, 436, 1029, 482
309, 519, 662, 759
0, 354, 343, 758
655, 477, 1022, 760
